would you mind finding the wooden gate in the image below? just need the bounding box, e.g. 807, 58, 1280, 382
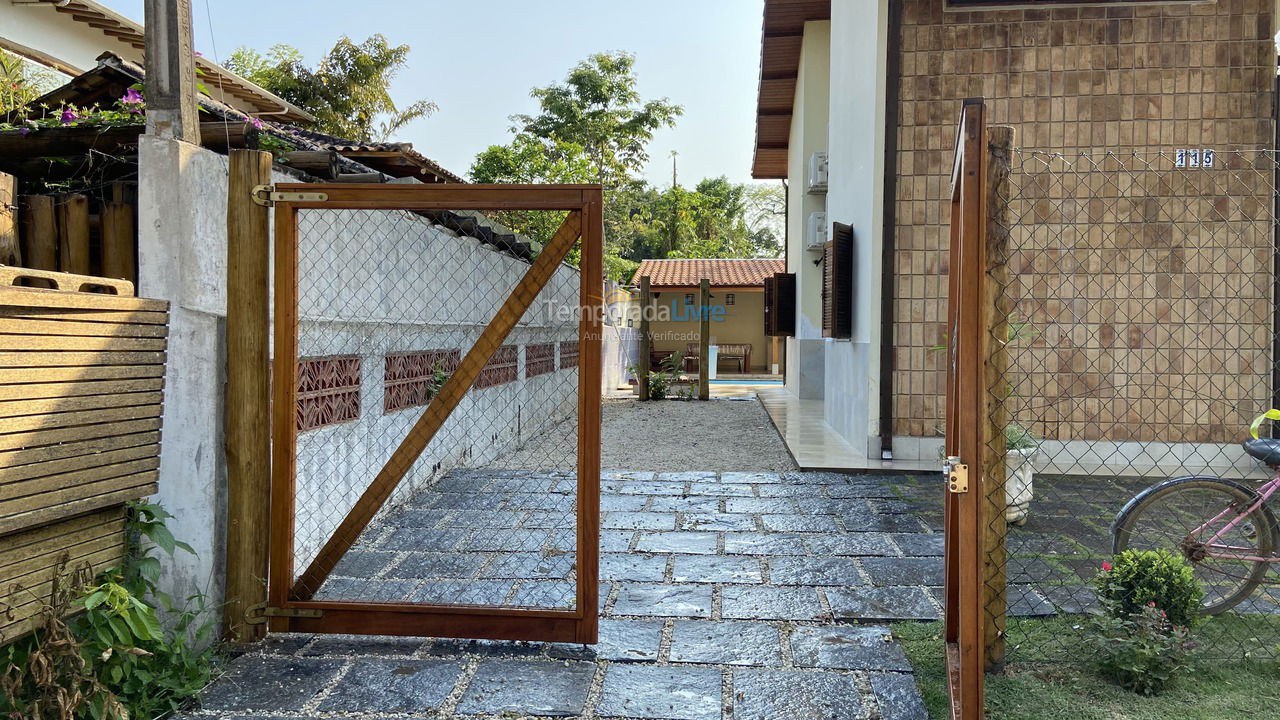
266, 184, 602, 643
943, 98, 990, 720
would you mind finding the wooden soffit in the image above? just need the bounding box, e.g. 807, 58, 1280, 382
751, 0, 830, 179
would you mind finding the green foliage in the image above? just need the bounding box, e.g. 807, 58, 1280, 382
0, 502, 215, 720
895, 616, 1278, 720
1089, 604, 1195, 696
471, 54, 777, 279
1005, 421, 1038, 451
227, 35, 437, 142
1096, 549, 1205, 629
512, 51, 682, 187
630, 351, 684, 400
0, 50, 61, 115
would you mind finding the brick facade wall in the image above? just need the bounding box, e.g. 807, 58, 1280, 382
893, 0, 1276, 442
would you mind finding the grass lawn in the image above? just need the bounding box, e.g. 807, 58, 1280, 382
893, 615, 1280, 719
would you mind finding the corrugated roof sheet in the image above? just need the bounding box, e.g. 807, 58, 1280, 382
631, 258, 786, 288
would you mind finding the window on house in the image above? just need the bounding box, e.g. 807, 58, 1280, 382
684, 293, 694, 306
822, 223, 854, 340
725, 293, 736, 306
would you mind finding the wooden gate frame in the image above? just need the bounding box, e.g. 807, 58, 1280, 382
943, 99, 989, 720
266, 184, 603, 643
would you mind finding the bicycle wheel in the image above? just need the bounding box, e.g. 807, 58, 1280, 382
1112, 476, 1275, 615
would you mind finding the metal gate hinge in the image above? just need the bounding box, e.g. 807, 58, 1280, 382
245, 601, 324, 625
251, 185, 328, 207
944, 457, 969, 494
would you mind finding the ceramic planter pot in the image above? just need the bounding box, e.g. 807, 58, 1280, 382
1005, 446, 1037, 525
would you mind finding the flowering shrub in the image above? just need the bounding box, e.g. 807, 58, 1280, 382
1090, 602, 1195, 695
1095, 549, 1204, 628
1087, 549, 1204, 694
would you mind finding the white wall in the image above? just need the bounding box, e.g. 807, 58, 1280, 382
0, 1, 134, 74
823, 0, 890, 456
784, 20, 831, 400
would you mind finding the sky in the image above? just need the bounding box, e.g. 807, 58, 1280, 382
98, 0, 767, 187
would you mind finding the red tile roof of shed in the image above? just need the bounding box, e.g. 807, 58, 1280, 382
631, 259, 785, 288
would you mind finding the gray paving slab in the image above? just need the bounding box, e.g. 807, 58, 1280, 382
316, 658, 461, 712
789, 625, 912, 671
669, 620, 782, 666
679, 512, 759, 531
723, 532, 807, 555
457, 659, 595, 717
721, 586, 826, 621
860, 557, 944, 586
635, 531, 720, 554
768, 556, 863, 585
870, 672, 929, 720
672, 554, 763, 584
597, 664, 722, 720
198, 656, 340, 712
827, 586, 940, 622
732, 669, 863, 720
602, 552, 669, 581
612, 582, 714, 618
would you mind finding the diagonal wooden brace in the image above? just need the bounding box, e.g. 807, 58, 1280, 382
291, 211, 584, 599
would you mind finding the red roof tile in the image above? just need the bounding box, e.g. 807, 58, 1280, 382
631, 259, 785, 288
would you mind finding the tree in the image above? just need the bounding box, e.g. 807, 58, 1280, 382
511, 52, 682, 188
0, 50, 61, 115
226, 35, 436, 142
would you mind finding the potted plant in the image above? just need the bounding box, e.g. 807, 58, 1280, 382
1004, 421, 1038, 525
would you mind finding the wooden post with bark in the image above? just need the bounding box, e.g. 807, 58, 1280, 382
101, 202, 136, 283
698, 278, 710, 400
0, 173, 19, 267
981, 125, 1014, 672
637, 276, 651, 400
58, 194, 90, 275
223, 149, 273, 642
21, 196, 56, 287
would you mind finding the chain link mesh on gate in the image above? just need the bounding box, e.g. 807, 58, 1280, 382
290, 206, 582, 610
976, 147, 1280, 662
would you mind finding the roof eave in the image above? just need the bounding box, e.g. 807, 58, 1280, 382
751, 0, 830, 179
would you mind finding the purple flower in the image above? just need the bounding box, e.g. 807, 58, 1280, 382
194, 51, 203, 57
249, 116, 263, 130
59, 108, 78, 125
18, 127, 30, 136
121, 87, 144, 105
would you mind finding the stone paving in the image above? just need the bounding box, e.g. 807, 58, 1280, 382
183, 469, 933, 719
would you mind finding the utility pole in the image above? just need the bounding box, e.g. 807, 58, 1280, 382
668, 151, 678, 255
144, 0, 200, 143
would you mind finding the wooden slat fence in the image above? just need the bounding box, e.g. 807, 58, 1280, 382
0, 266, 169, 643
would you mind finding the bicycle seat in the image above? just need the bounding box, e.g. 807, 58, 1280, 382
1243, 438, 1280, 466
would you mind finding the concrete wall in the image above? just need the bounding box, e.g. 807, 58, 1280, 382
137, 136, 232, 613
784, 20, 831, 399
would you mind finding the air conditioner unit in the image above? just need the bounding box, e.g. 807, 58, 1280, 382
805, 211, 828, 251
807, 151, 829, 194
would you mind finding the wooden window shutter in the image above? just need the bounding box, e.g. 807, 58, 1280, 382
822, 223, 853, 339
765, 272, 796, 338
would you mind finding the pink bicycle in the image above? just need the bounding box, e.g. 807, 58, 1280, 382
1111, 412, 1280, 614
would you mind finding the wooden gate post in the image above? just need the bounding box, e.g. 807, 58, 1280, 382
0, 172, 19, 266
698, 278, 710, 400
638, 275, 651, 400
20, 196, 56, 288
224, 149, 273, 642
58, 194, 90, 275
981, 126, 1014, 672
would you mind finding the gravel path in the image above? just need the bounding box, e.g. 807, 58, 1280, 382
492, 397, 797, 472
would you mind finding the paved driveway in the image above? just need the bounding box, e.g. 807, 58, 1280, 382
181, 470, 932, 719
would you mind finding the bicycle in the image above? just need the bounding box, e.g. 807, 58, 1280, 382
1111, 410, 1280, 615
